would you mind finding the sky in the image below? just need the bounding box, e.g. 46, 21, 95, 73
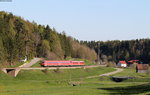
0, 0, 150, 41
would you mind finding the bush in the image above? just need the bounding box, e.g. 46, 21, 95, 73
106, 62, 116, 67
42, 69, 48, 74
53, 67, 62, 73
130, 64, 137, 69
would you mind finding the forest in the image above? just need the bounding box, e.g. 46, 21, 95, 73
0, 11, 97, 67
0, 11, 150, 67
80, 39, 150, 64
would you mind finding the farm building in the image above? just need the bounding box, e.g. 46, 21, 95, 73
128, 60, 140, 67
117, 61, 127, 68
128, 60, 139, 64
136, 64, 149, 73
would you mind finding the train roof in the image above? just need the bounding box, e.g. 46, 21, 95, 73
44, 60, 84, 62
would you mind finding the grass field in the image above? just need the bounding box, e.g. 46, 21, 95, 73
0, 67, 150, 95
114, 67, 150, 78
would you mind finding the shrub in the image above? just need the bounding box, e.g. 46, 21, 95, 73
53, 67, 62, 73
106, 61, 116, 67
131, 64, 137, 69
42, 69, 48, 74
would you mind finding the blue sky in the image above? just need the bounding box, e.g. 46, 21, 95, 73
0, 0, 150, 41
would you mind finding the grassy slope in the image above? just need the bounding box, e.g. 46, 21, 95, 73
1, 67, 150, 95
112, 67, 150, 83
31, 61, 41, 67
113, 67, 150, 78
2, 59, 32, 68
0, 67, 115, 95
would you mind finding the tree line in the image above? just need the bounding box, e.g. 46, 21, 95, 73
80, 39, 150, 64
0, 11, 97, 67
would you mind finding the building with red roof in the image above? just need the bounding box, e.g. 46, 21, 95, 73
128, 60, 139, 64
117, 61, 127, 68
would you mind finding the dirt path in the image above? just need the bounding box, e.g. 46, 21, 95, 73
86, 68, 123, 79
99, 68, 123, 76
19, 58, 43, 68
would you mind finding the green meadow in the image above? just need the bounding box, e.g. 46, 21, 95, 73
0, 67, 150, 95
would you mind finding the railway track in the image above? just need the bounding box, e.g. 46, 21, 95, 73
20, 64, 106, 70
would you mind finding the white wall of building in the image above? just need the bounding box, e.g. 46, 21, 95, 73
121, 64, 127, 67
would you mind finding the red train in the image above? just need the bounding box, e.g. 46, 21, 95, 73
40, 60, 85, 67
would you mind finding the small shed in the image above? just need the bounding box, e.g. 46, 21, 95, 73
117, 61, 127, 68
136, 64, 149, 73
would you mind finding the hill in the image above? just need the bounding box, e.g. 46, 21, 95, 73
0, 11, 97, 67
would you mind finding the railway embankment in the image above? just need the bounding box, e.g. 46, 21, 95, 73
1, 57, 107, 77
1, 58, 43, 77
